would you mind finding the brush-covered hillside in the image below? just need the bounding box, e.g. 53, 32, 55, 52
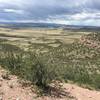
0, 28, 100, 100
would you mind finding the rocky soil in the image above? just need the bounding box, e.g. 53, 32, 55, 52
0, 67, 100, 100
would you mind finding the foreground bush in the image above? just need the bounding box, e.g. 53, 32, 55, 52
0, 46, 62, 90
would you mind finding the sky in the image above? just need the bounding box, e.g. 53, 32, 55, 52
0, 0, 100, 26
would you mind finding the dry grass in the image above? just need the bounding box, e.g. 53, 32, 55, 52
0, 27, 90, 47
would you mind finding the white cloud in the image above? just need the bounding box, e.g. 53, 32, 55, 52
70, 12, 100, 20
71, 12, 89, 20
3, 9, 24, 14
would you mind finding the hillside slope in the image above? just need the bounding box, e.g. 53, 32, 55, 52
0, 67, 100, 100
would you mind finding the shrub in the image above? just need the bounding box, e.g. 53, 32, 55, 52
0, 48, 62, 90
24, 53, 62, 89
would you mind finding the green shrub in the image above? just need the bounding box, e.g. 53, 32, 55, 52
26, 54, 60, 88
0, 52, 23, 75
0, 48, 62, 90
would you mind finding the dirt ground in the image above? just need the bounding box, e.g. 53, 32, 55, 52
0, 67, 100, 100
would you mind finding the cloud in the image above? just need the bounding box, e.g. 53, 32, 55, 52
0, 0, 99, 26
3, 9, 24, 14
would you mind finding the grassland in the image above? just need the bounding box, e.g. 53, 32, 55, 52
0, 27, 100, 95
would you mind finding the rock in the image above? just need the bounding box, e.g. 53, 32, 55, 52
0, 91, 4, 95
0, 77, 3, 81
0, 83, 2, 87
1, 73, 11, 80
0, 96, 3, 100
16, 97, 20, 100
8, 82, 15, 88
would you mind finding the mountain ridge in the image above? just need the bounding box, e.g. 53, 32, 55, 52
0, 22, 100, 31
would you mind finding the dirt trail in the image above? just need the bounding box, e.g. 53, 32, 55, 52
0, 67, 100, 100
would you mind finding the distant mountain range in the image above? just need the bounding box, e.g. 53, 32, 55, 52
0, 22, 100, 31
0, 22, 64, 28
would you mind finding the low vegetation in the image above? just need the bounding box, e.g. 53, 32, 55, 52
0, 32, 100, 94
